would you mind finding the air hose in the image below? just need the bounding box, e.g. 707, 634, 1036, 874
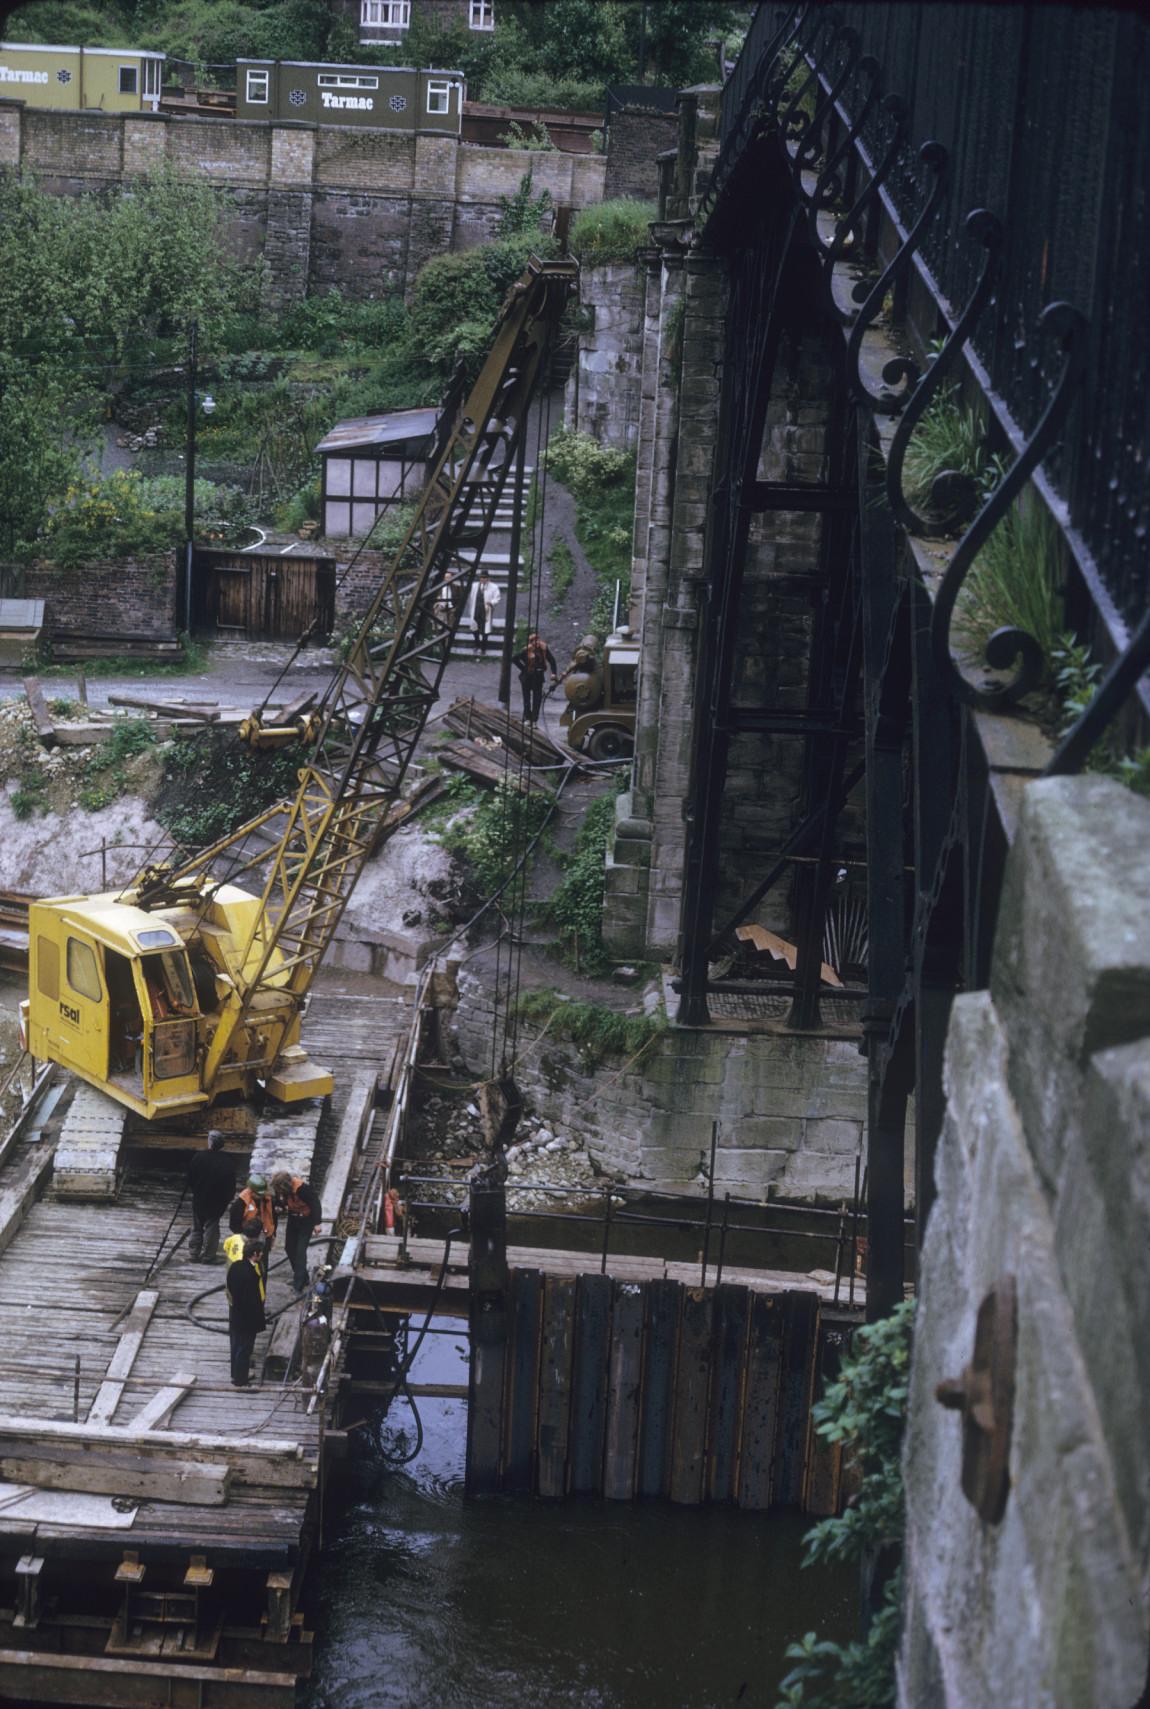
375, 1225, 462, 1467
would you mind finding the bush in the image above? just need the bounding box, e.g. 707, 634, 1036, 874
569, 199, 656, 266
407, 253, 501, 378
500, 120, 557, 152
774, 1300, 915, 1709
545, 427, 633, 499
444, 780, 551, 898
481, 67, 607, 114
32, 470, 255, 565
546, 791, 616, 973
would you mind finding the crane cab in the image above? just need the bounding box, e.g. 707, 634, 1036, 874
24, 886, 332, 1121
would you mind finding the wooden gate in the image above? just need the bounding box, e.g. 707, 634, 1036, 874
195, 550, 335, 641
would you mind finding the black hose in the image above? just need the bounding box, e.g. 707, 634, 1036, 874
375, 1226, 461, 1467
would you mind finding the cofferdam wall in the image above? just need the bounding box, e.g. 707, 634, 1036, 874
0, 100, 606, 305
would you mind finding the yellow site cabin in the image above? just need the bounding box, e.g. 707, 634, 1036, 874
24, 884, 333, 1122
0, 42, 165, 111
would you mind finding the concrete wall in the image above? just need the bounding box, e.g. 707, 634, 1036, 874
453, 965, 869, 1202
564, 261, 646, 451
13, 553, 177, 641
899, 775, 1150, 1708
0, 101, 606, 303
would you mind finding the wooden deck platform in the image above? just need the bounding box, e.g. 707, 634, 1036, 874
0, 971, 413, 1705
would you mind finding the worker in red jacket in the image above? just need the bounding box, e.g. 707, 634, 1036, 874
271, 1172, 324, 1293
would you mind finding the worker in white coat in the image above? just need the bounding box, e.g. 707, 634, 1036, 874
465, 570, 501, 654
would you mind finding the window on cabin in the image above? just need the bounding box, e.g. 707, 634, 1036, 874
427, 79, 452, 115
469, 0, 495, 29
36, 937, 59, 1002
246, 68, 269, 104
142, 58, 161, 100
118, 65, 138, 95
318, 73, 380, 90
66, 938, 101, 1002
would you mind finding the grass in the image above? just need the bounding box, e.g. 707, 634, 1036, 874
548, 540, 576, 608
569, 199, 657, 266
514, 989, 665, 1070
959, 486, 1063, 679
78, 718, 156, 812
901, 385, 986, 513
39, 636, 209, 679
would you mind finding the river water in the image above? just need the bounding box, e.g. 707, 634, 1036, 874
304, 1333, 855, 1709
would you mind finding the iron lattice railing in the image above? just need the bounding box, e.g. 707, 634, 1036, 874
715, 3, 1150, 717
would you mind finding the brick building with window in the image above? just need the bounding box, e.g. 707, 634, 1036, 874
330, 0, 496, 51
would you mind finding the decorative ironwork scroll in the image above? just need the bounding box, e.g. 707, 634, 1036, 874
820, 96, 909, 309
885, 208, 1003, 536
929, 302, 1088, 709
777, 9, 840, 137
793, 26, 861, 164
845, 140, 948, 411
809, 53, 881, 210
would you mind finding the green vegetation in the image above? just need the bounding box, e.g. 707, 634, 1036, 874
961, 488, 1063, 675
775, 1300, 915, 1709
545, 428, 634, 634
499, 120, 557, 152
78, 718, 157, 812
901, 383, 985, 514
546, 790, 616, 974
156, 730, 302, 851
548, 539, 577, 608
515, 989, 665, 1069
569, 199, 657, 266
33, 471, 257, 567
443, 779, 552, 898
8, 0, 737, 111
1050, 635, 1150, 795
39, 635, 207, 678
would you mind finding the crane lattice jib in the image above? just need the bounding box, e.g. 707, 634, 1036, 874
170, 258, 575, 1074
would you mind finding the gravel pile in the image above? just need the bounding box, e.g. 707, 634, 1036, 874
406, 1090, 618, 1216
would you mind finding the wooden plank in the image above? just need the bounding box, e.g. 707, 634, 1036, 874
0, 1143, 57, 1261
317, 1070, 375, 1227
108, 694, 219, 721
127, 1371, 196, 1432
636, 1278, 679, 1499
707, 1284, 750, 1504
87, 1291, 159, 1426
774, 1290, 820, 1508
262, 1301, 302, 1382
502, 1268, 542, 1494
737, 1291, 784, 1511
22, 677, 55, 745
0, 1418, 311, 1484
669, 1287, 714, 1506
568, 1273, 611, 1496
603, 1280, 644, 1501
0, 1648, 297, 1709
536, 1276, 575, 1500
803, 1316, 847, 1515
0, 1452, 229, 1507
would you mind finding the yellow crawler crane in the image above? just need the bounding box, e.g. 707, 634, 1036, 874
24, 259, 577, 1120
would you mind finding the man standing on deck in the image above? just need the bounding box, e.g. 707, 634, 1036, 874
271, 1172, 324, 1294
226, 1236, 266, 1388
187, 1131, 236, 1264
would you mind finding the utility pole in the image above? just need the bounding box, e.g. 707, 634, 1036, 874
183, 319, 198, 633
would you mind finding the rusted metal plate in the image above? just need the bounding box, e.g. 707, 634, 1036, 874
568, 1274, 611, 1496
935, 1273, 1017, 1524
636, 1278, 680, 1499
503, 1268, 542, 1495
603, 1281, 644, 1501
670, 1287, 715, 1506
537, 1277, 575, 1500
737, 1291, 784, 1509
707, 1284, 750, 1504
803, 1317, 848, 1516
775, 1291, 819, 1508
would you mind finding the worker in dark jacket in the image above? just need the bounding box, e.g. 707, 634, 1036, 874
226, 1236, 266, 1388
187, 1130, 236, 1264
271, 1171, 324, 1293
512, 632, 558, 722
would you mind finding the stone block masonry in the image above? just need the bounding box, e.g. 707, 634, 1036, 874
564, 261, 646, 451
2, 103, 607, 304
452, 967, 869, 1203
899, 776, 1150, 1709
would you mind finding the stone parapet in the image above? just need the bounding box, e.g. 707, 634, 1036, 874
899, 777, 1150, 1709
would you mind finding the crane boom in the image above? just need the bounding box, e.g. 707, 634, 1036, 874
25, 258, 576, 1119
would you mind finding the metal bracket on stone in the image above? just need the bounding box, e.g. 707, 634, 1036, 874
935, 1273, 1017, 1524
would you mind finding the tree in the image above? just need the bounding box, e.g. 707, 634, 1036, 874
0, 358, 86, 559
